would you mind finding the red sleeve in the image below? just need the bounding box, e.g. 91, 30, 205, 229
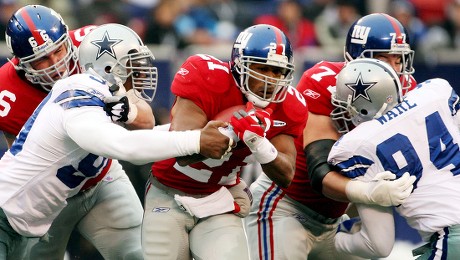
69, 25, 97, 47
296, 61, 345, 116
266, 87, 309, 139
0, 62, 47, 135
171, 54, 243, 119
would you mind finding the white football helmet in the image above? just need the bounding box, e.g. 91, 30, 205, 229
331, 58, 403, 134
78, 23, 158, 102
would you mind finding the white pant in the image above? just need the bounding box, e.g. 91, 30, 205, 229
25, 160, 144, 259
245, 173, 365, 260
142, 176, 250, 260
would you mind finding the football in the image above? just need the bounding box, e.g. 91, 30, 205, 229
213, 105, 246, 122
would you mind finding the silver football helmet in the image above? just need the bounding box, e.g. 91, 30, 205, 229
331, 58, 403, 134
78, 23, 158, 102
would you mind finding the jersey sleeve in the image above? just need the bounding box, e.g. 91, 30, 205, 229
69, 25, 97, 47
270, 86, 308, 138
171, 54, 234, 119
296, 61, 344, 116
327, 131, 376, 181
64, 105, 201, 165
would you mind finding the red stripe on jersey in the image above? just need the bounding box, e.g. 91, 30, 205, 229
382, 13, 403, 44
81, 158, 112, 190
273, 27, 283, 55
20, 10, 45, 45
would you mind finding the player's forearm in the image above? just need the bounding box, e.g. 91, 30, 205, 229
124, 99, 154, 130
66, 113, 200, 164
261, 153, 295, 188
322, 171, 350, 202
87, 126, 200, 165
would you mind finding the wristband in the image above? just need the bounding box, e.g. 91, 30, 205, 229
246, 135, 278, 164
125, 101, 138, 124
345, 179, 372, 204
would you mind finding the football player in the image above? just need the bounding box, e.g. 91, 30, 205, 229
329, 58, 460, 259
142, 24, 308, 259
0, 5, 150, 259
0, 23, 232, 259
244, 13, 417, 259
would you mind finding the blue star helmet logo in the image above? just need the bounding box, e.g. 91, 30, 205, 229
345, 73, 377, 102
91, 31, 123, 60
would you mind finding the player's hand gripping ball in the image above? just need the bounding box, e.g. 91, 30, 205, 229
230, 102, 273, 140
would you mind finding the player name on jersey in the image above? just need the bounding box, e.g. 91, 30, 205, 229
376, 99, 417, 125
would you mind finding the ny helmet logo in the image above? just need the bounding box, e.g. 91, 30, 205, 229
350, 25, 371, 45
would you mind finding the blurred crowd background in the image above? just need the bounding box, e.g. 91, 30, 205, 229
1, 0, 459, 259
2, 0, 460, 62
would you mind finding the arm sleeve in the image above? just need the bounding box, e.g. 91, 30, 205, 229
335, 204, 395, 258
64, 107, 200, 165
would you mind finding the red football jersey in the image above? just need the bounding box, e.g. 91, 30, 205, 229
290, 61, 348, 218
152, 54, 308, 194
0, 26, 96, 136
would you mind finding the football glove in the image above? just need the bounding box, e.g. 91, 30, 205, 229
103, 95, 137, 124
345, 171, 415, 207
230, 103, 277, 164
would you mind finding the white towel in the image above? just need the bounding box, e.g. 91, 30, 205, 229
174, 186, 235, 218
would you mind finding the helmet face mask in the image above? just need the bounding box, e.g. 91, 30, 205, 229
79, 24, 158, 102
5, 5, 78, 91
344, 13, 415, 95
231, 24, 294, 108
331, 58, 403, 134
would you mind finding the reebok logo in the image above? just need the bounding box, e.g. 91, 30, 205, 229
177, 68, 189, 76
152, 207, 170, 213
303, 89, 320, 99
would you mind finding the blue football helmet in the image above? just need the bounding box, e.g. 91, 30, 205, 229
344, 13, 414, 94
5, 5, 78, 91
230, 24, 294, 108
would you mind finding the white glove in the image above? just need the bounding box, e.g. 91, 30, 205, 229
345, 171, 415, 206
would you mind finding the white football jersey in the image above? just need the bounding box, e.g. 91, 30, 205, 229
328, 78, 460, 240
0, 71, 200, 237
0, 72, 113, 237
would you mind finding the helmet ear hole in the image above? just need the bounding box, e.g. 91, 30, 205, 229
360, 109, 368, 115
105, 66, 111, 73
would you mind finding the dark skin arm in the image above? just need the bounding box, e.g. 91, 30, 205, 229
171, 97, 215, 166
124, 98, 155, 130
172, 97, 296, 187
260, 133, 297, 188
